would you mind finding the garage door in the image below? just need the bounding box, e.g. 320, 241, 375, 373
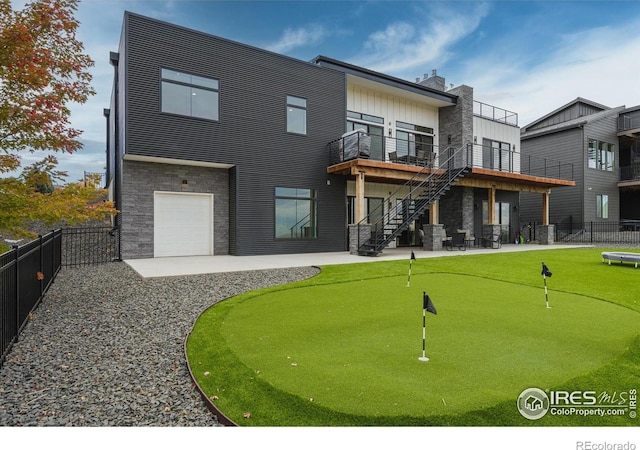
154, 192, 214, 257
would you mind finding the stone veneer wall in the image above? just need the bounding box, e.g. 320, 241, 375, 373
121, 160, 229, 259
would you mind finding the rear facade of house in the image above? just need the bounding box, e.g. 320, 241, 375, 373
106, 12, 574, 259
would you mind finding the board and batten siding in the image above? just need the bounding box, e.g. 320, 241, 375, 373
347, 80, 439, 145
121, 12, 347, 255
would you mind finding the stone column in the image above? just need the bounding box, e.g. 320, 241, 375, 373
482, 224, 503, 247
537, 224, 555, 245
423, 224, 446, 251
349, 224, 371, 254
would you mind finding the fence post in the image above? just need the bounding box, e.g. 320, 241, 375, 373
13, 244, 19, 344
39, 234, 44, 298
590, 222, 593, 243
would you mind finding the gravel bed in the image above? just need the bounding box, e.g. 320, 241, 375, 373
0, 262, 319, 426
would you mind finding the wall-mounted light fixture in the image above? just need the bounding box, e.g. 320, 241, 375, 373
473, 136, 477, 144
181, 179, 188, 188
448, 134, 452, 144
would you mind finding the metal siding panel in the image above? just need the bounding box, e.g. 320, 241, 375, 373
122, 13, 347, 256
583, 118, 620, 221
521, 128, 584, 223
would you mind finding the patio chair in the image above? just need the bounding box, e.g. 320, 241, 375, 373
446, 231, 467, 251
483, 232, 503, 249
388, 151, 398, 163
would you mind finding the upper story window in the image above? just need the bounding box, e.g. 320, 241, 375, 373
482, 138, 512, 172
395, 121, 435, 160
161, 68, 219, 121
286, 96, 307, 135
347, 111, 384, 124
588, 139, 615, 171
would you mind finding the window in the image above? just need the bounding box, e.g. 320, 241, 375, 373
347, 111, 384, 124
286, 96, 307, 135
596, 194, 609, 219
588, 139, 615, 171
275, 187, 317, 238
161, 69, 219, 120
396, 121, 435, 162
482, 139, 511, 171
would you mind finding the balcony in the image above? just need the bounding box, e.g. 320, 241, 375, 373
327, 133, 574, 183
618, 114, 640, 138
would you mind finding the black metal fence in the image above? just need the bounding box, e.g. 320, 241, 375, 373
1, 226, 120, 368
554, 221, 640, 245
1, 230, 62, 369
61, 226, 120, 266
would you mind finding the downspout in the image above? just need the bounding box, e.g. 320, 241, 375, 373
109, 51, 121, 261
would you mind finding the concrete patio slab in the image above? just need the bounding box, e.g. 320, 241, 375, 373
124, 244, 592, 278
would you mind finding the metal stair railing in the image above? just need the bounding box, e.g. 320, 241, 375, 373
356, 145, 471, 256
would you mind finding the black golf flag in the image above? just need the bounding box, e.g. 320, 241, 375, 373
407, 252, 416, 287
423, 292, 437, 315
541, 262, 552, 277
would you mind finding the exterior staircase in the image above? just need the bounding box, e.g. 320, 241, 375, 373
356, 146, 470, 256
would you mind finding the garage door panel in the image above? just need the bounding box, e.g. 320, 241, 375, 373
154, 192, 213, 257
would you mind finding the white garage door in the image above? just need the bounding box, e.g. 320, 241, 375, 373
154, 192, 214, 257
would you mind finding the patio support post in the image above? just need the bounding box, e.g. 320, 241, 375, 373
355, 170, 366, 223
488, 185, 496, 224
429, 201, 439, 224
542, 190, 550, 225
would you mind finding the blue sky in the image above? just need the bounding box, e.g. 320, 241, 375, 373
11, 0, 640, 181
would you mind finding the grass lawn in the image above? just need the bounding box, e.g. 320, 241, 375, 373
185, 247, 640, 426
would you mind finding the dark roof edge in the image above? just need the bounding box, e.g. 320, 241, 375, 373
312, 55, 458, 105
523, 97, 612, 130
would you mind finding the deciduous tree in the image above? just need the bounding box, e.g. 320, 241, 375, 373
0, 0, 115, 240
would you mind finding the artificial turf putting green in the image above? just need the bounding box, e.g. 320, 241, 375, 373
186, 248, 640, 426
221, 274, 639, 418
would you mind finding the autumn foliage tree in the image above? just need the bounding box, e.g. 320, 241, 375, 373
0, 0, 115, 240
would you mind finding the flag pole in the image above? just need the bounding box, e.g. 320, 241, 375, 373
541, 262, 552, 309
419, 291, 436, 362
419, 306, 429, 361
406, 251, 415, 287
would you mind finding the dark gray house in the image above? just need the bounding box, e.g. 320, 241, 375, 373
520, 98, 640, 227
106, 12, 347, 258
106, 12, 574, 259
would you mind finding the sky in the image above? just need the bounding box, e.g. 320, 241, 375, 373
9, 0, 640, 182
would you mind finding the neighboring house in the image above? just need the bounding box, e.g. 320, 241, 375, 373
105, 12, 574, 259
520, 98, 640, 228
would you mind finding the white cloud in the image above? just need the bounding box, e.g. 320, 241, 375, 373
265, 24, 329, 54
458, 19, 640, 127
354, 2, 491, 75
